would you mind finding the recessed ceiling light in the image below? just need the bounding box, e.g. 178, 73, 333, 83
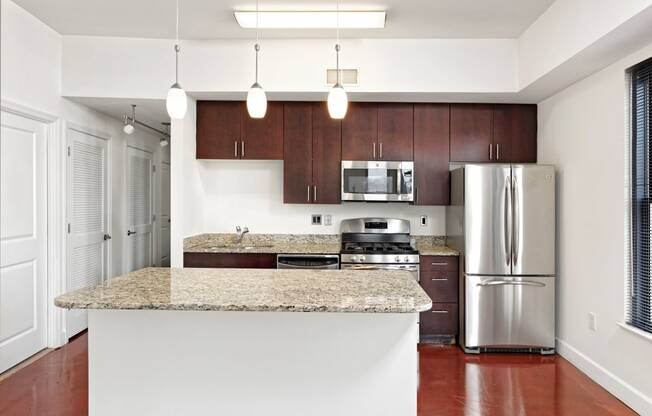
234, 11, 386, 29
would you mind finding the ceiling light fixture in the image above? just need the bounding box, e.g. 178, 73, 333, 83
234, 11, 386, 29
166, 0, 187, 119
246, 0, 267, 119
327, 0, 347, 120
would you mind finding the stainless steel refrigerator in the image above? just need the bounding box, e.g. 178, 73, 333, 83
446, 164, 556, 354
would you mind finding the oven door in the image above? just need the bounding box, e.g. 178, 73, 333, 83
341, 263, 419, 281
341, 161, 414, 202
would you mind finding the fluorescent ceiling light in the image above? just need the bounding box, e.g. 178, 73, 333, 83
234, 11, 386, 29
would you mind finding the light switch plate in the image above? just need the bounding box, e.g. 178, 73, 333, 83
420, 216, 428, 227
311, 214, 322, 225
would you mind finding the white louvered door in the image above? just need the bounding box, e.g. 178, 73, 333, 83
66, 128, 109, 338
127, 146, 154, 272
0, 111, 48, 372
160, 161, 171, 267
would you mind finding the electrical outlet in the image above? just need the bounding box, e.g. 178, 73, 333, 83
323, 214, 332, 226
311, 214, 322, 225
420, 216, 428, 227
588, 312, 597, 331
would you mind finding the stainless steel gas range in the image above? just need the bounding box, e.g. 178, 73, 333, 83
340, 218, 419, 281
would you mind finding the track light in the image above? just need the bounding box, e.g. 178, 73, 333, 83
123, 107, 135, 135
246, 0, 267, 118
160, 122, 170, 147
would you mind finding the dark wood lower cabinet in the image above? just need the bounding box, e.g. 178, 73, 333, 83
184, 253, 276, 268
419, 256, 459, 342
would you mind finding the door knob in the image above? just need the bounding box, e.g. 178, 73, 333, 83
127, 230, 137, 236
103, 234, 112, 241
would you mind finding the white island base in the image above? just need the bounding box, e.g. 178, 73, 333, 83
88, 309, 419, 416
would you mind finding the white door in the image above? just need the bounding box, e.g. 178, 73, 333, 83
66, 128, 109, 338
127, 146, 154, 272
160, 161, 171, 267
0, 111, 47, 372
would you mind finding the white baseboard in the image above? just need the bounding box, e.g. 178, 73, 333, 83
556, 338, 651, 415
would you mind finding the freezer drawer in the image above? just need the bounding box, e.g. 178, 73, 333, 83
465, 275, 555, 349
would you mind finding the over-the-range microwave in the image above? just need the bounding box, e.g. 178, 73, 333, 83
341, 161, 414, 202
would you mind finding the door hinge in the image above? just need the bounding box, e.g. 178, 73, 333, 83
67, 223, 71, 233
67, 146, 71, 157
152, 214, 156, 222
152, 165, 156, 173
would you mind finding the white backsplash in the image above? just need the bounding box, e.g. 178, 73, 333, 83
197, 160, 446, 235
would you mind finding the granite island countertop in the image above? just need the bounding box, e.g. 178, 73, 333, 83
55, 267, 432, 313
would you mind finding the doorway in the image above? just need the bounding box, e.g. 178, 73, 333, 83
126, 146, 154, 272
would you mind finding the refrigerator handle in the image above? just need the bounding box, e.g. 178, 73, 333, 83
512, 175, 519, 267
504, 176, 512, 267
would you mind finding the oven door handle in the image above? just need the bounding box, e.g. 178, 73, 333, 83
344, 264, 417, 271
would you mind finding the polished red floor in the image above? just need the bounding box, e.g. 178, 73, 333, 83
0, 334, 637, 415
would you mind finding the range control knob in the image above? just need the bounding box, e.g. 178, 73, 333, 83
351, 256, 358, 262
359, 256, 366, 262
395, 256, 401, 262
404, 256, 410, 263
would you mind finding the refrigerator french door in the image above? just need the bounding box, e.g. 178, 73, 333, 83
449, 164, 556, 354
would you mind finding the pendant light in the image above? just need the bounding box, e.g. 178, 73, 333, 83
166, 0, 187, 119
246, 0, 267, 118
327, 0, 348, 119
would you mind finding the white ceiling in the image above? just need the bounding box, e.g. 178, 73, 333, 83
14, 0, 554, 39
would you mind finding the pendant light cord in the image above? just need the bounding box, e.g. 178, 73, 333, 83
174, 0, 180, 84
255, 0, 260, 84
335, 0, 341, 85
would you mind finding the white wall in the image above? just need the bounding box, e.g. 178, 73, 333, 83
1, 0, 168, 277
196, 160, 445, 236
538, 42, 652, 415
62, 36, 519, 99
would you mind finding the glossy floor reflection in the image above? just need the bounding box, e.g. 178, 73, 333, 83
0, 333, 637, 415
418, 344, 637, 415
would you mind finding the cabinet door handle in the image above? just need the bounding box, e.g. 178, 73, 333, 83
496, 143, 500, 160
430, 278, 448, 281
489, 143, 493, 160
431, 262, 448, 266
379, 142, 383, 159
241, 141, 245, 158
373, 142, 376, 159
234, 141, 238, 158
313, 185, 317, 202
431, 310, 449, 314
307, 186, 311, 202
415, 187, 418, 204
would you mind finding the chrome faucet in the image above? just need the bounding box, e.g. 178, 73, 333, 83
235, 226, 249, 244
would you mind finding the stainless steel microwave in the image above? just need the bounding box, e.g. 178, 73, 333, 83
341, 161, 414, 202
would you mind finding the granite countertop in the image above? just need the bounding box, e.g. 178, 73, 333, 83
184, 234, 341, 254
184, 233, 459, 256
413, 236, 460, 256
54, 267, 432, 313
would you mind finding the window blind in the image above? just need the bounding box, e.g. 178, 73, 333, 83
629, 56, 652, 334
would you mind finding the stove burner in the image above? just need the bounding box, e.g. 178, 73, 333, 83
342, 242, 417, 255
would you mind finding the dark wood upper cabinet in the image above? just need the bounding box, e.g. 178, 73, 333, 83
450, 104, 494, 163
414, 104, 450, 205
283, 102, 313, 203
341, 102, 377, 160
378, 103, 414, 160
312, 102, 341, 204
196, 101, 242, 159
283, 102, 341, 204
241, 101, 284, 160
493, 104, 537, 163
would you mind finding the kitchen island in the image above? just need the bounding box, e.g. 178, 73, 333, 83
55, 267, 431, 416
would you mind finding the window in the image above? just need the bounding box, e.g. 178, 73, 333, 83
629, 56, 652, 334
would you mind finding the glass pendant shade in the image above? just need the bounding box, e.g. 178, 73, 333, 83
123, 123, 134, 135
166, 83, 188, 119
247, 83, 267, 118
327, 84, 348, 119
